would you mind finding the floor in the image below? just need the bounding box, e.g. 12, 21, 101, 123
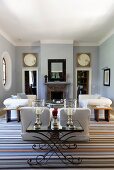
0, 110, 114, 169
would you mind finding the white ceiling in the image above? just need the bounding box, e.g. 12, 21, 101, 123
0, 0, 114, 46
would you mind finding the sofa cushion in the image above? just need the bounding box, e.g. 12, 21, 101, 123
79, 98, 112, 108
79, 94, 112, 108
3, 95, 37, 109
3, 98, 29, 109
79, 94, 101, 100
11, 95, 18, 99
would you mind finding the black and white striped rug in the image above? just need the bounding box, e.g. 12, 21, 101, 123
0, 117, 114, 169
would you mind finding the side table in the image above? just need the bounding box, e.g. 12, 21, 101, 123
93, 106, 112, 122
3, 107, 21, 122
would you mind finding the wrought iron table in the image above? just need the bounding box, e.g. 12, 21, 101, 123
26, 121, 84, 168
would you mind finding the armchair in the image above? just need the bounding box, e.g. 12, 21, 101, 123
59, 108, 91, 142
20, 107, 51, 141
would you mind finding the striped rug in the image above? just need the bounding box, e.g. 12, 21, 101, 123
0, 117, 114, 169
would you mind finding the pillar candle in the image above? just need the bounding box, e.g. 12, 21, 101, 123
36, 107, 41, 115
68, 108, 72, 115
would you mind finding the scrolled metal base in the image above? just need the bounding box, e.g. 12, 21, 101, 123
27, 131, 82, 167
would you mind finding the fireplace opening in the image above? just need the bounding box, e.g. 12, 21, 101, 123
51, 91, 63, 100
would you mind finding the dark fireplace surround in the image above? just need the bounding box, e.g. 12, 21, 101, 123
45, 59, 70, 100
45, 82, 70, 100
51, 91, 63, 100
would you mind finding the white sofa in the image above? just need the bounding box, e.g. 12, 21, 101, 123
59, 108, 91, 142
3, 94, 37, 121
3, 94, 37, 109
79, 94, 112, 119
20, 107, 91, 142
20, 107, 51, 141
79, 94, 112, 108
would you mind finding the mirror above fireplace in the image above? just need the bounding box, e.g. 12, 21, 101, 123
48, 59, 66, 82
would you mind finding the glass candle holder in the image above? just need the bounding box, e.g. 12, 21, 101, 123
66, 108, 74, 129
34, 107, 42, 129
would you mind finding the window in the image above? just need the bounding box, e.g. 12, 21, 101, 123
2, 58, 6, 86
1, 51, 12, 90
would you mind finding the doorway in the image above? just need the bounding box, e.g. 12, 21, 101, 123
22, 68, 38, 96
76, 68, 91, 100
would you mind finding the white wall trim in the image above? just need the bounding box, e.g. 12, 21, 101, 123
98, 30, 114, 45
0, 29, 16, 46
40, 40, 73, 44
15, 41, 40, 47
73, 41, 99, 46
1, 28, 114, 47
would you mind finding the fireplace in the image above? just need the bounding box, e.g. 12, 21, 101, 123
51, 91, 63, 100
45, 82, 70, 100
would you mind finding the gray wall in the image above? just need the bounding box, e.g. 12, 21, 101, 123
15, 46, 40, 94
0, 35, 15, 107
0, 34, 99, 107
73, 46, 99, 96
40, 43, 73, 99
1, 32, 113, 106
99, 34, 114, 106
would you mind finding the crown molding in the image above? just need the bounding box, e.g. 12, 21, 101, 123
98, 30, 114, 45
15, 41, 40, 46
1, 29, 114, 47
73, 41, 99, 46
0, 29, 16, 46
16, 40, 99, 46
40, 40, 73, 44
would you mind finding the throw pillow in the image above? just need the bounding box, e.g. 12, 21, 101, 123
17, 93, 27, 99
11, 95, 18, 99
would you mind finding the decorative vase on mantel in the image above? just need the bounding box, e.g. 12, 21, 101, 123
44, 75, 48, 83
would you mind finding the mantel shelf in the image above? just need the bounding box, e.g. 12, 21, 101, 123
45, 82, 70, 85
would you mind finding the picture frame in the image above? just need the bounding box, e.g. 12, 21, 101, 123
77, 53, 91, 67
23, 53, 38, 67
48, 59, 66, 82
103, 68, 110, 86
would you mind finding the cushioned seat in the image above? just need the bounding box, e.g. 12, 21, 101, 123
20, 107, 51, 141
3, 98, 29, 109
59, 108, 91, 142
